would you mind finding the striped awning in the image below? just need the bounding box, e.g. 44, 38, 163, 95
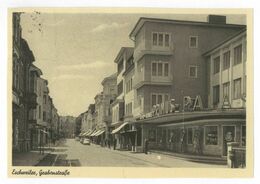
90, 130, 99, 137
111, 122, 128, 134
95, 130, 105, 136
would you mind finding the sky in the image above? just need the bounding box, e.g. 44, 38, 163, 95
20, 12, 246, 117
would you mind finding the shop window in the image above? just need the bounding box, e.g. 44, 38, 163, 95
205, 126, 218, 145
148, 129, 156, 142
242, 125, 246, 146
187, 128, 193, 144
137, 127, 142, 146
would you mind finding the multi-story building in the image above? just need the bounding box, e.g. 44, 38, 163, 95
12, 13, 37, 152
91, 73, 117, 145
129, 16, 245, 117
111, 47, 134, 149
28, 64, 42, 150
124, 15, 247, 156
204, 29, 246, 109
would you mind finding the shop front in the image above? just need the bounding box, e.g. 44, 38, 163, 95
135, 110, 246, 157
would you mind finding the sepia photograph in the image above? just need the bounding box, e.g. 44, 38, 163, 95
8, 8, 253, 177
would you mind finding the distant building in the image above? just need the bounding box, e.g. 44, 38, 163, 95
92, 73, 117, 145
59, 116, 76, 138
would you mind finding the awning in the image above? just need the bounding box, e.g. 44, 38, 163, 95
86, 130, 95, 136
90, 130, 99, 137
95, 130, 105, 136
82, 130, 91, 136
111, 122, 129, 134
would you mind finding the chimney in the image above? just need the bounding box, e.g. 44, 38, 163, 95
207, 15, 226, 24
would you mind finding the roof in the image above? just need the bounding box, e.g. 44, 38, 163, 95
203, 28, 247, 56
129, 17, 246, 39
101, 73, 117, 85
114, 47, 134, 63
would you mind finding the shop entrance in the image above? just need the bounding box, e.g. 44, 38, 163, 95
222, 126, 235, 156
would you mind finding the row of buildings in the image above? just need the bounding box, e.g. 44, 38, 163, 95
78, 15, 247, 158
12, 13, 65, 153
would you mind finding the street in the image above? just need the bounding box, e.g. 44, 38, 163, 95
36, 139, 225, 168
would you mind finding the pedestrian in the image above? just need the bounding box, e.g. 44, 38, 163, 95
113, 139, 117, 150
144, 138, 149, 154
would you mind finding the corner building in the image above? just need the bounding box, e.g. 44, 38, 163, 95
130, 16, 245, 117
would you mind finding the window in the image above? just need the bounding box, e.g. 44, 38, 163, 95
152, 94, 157, 106
38, 105, 41, 119
213, 56, 220, 74
151, 93, 169, 108
43, 111, 46, 121
126, 78, 133, 93
164, 63, 169, 76
117, 59, 124, 74
43, 95, 47, 104
158, 34, 163, 46
165, 34, 170, 47
148, 129, 156, 141
242, 125, 246, 146
117, 80, 123, 95
189, 36, 198, 48
158, 95, 162, 104
158, 63, 163, 76
223, 82, 230, 99
187, 128, 193, 144
213, 85, 220, 106
152, 32, 170, 47
125, 102, 133, 116
189, 66, 198, 78
223, 51, 230, 70
234, 44, 242, 65
152, 63, 157, 76
205, 126, 218, 145
151, 62, 169, 77
152, 33, 157, 45
233, 78, 241, 99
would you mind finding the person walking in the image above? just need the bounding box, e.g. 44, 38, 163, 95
144, 138, 149, 154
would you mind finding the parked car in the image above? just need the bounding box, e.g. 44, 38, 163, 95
82, 138, 91, 145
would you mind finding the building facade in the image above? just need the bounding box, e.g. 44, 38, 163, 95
129, 16, 245, 117
12, 13, 38, 152
125, 16, 247, 156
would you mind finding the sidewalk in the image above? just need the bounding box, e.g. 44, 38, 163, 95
12, 140, 65, 166
12, 149, 51, 166
92, 143, 227, 166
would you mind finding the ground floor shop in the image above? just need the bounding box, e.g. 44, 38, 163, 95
132, 110, 246, 157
